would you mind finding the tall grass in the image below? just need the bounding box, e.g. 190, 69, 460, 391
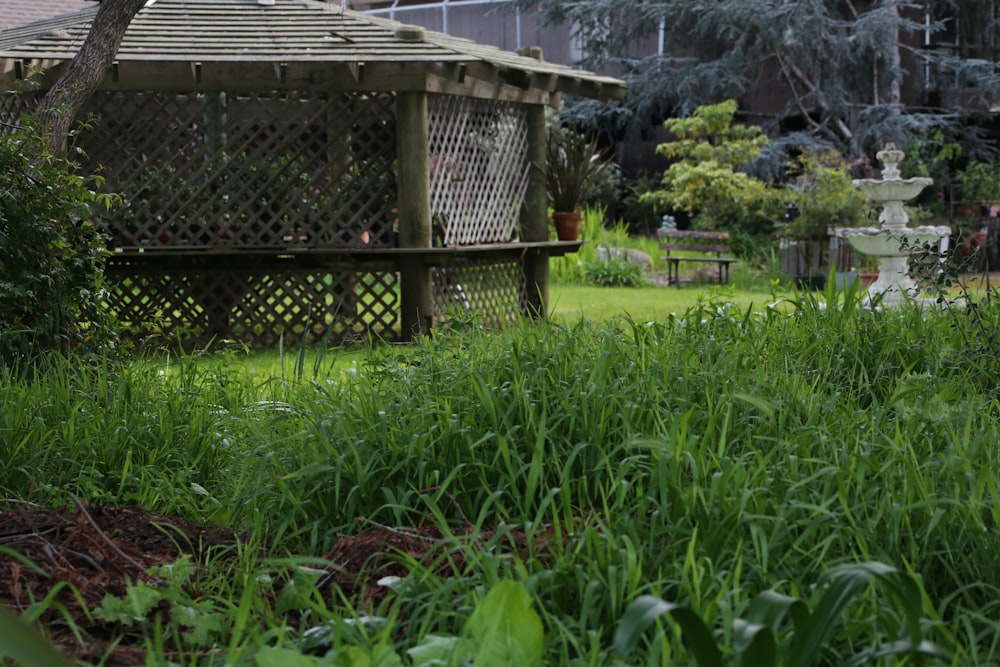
2, 289, 1000, 663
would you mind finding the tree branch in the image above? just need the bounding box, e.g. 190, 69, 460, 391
775, 49, 854, 142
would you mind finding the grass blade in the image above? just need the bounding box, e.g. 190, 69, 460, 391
614, 595, 724, 667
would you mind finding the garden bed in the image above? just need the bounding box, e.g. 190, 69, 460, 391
0, 503, 534, 665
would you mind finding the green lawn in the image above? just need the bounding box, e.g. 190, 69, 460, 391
548, 282, 777, 322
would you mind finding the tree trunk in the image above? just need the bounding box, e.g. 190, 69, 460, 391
34, 0, 147, 158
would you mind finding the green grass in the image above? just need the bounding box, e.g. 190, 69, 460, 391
549, 283, 772, 322
3, 286, 1000, 665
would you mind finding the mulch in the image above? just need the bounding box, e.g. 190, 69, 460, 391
0, 500, 538, 665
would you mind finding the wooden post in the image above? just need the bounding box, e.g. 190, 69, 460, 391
395, 90, 434, 339
521, 102, 549, 319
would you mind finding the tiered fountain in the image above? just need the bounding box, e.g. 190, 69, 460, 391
841, 144, 951, 306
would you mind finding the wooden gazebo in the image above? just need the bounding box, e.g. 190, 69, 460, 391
0, 0, 625, 346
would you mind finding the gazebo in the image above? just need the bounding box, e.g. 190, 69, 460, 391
0, 0, 625, 346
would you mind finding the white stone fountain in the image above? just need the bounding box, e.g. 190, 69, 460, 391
841, 144, 951, 306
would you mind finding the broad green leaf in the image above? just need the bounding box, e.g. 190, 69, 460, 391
744, 590, 810, 633
368, 643, 404, 667
275, 566, 325, 614
328, 646, 373, 667
732, 619, 776, 667
787, 561, 893, 667
254, 646, 321, 667
407, 634, 475, 666
0, 606, 72, 667
842, 639, 953, 667
465, 580, 544, 667
614, 595, 724, 667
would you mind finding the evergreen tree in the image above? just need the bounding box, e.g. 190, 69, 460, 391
516, 0, 1000, 166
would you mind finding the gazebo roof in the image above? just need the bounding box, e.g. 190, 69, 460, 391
0, 0, 91, 31
0, 0, 626, 103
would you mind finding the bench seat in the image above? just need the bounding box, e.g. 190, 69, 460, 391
657, 229, 738, 287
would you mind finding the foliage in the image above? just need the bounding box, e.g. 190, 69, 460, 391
782, 149, 869, 240
546, 121, 616, 212
0, 605, 72, 666
901, 129, 963, 211
956, 160, 1000, 203
9, 287, 1000, 662
619, 172, 665, 236
615, 562, 950, 666
97, 566, 543, 667
641, 100, 782, 237
903, 233, 999, 386
581, 254, 647, 287
512, 0, 1000, 168
0, 120, 117, 367
548, 206, 611, 283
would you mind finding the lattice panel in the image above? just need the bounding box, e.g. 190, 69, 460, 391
432, 258, 526, 329
0, 92, 35, 134
79, 90, 397, 250
105, 268, 399, 348
428, 96, 530, 246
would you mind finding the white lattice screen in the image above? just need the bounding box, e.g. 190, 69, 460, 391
428, 95, 530, 246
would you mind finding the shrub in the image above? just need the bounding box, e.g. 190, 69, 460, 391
0, 121, 117, 366
581, 256, 647, 287
782, 148, 867, 241
640, 100, 782, 237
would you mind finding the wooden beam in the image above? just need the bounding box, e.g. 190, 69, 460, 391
395, 90, 434, 339
423, 71, 551, 105
520, 103, 549, 319
498, 67, 532, 90
88, 60, 433, 93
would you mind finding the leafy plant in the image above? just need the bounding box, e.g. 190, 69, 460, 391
0, 118, 118, 367
903, 232, 999, 385
94, 555, 228, 646
641, 100, 782, 237
0, 606, 72, 667
581, 255, 647, 287
614, 562, 951, 666
10, 280, 1000, 663
782, 149, 868, 240
408, 580, 544, 667
546, 122, 615, 213
957, 161, 1000, 203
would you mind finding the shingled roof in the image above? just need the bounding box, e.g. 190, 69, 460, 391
0, 0, 625, 103
0, 0, 91, 32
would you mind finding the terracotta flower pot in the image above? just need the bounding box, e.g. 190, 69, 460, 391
553, 210, 582, 241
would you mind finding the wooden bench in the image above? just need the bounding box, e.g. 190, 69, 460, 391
657, 229, 739, 287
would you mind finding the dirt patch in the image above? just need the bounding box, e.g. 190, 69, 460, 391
0, 502, 536, 665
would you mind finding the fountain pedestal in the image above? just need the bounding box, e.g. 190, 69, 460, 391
847, 144, 950, 307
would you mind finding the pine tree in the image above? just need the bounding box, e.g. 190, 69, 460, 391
516, 0, 1000, 165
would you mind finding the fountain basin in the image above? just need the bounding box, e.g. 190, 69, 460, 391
852, 178, 932, 203
840, 225, 950, 256
840, 225, 950, 306
842, 144, 949, 307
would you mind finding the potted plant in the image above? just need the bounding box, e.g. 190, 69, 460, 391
957, 161, 1000, 217
546, 125, 612, 241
